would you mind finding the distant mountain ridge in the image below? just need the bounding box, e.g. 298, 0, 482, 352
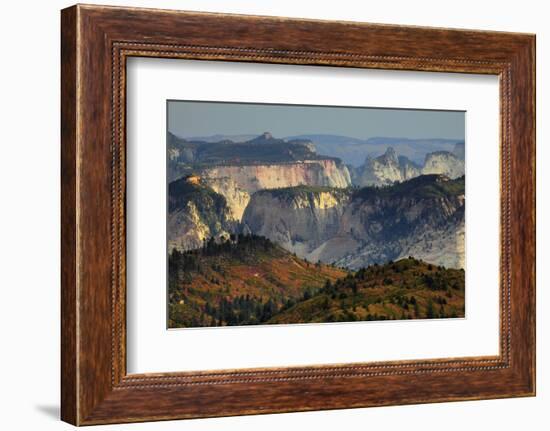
184, 133, 258, 143
285, 134, 464, 166
168, 131, 330, 167
174, 133, 464, 167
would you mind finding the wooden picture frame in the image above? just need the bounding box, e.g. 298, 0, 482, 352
61, 4, 535, 425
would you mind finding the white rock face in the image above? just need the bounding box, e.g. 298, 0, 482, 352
168, 202, 230, 252
400, 157, 422, 180
243, 176, 465, 269
167, 147, 180, 161
422, 151, 465, 178
395, 217, 465, 269
167, 177, 236, 252
358, 147, 424, 186
359, 147, 402, 186
201, 159, 351, 194
356, 147, 464, 187
203, 177, 251, 222
242, 188, 351, 260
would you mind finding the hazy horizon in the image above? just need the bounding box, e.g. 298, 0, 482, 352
168, 100, 465, 142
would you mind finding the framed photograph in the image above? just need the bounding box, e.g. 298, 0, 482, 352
164, 101, 467, 330
61, 4, 535, 425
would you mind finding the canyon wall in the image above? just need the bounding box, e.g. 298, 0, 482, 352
242, 187, 351, 259
201, 159, 351, 194
242, 175, 465, 269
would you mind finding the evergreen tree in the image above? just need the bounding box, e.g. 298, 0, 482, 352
426, 299, 436, 318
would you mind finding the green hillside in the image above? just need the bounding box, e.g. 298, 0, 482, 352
352, 174, 465, 201
168, 235, 348, 328
268, 257, 465, 324
169, 236, 464, 328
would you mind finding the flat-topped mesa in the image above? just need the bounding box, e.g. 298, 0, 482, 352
201, 159, 352, 195
168, 131, 331, 179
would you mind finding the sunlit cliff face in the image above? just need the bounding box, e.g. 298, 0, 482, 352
200, 159, 351, 194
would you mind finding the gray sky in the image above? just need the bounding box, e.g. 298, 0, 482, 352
167, 100, 464, 141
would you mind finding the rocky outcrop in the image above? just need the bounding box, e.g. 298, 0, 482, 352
174, 157, 352, 226
393, 208, 465, 270
201, 159, 351, 194
202, 177, 251, 222
359, 147, 402, 186
243, 175, 465, 269
335, 183, 465, 270
357, 147, 421, 186
422, 151, 465, 179
168, 202, 221, 252
355, 147, 464, 187
167, 176, 236, 251
398, 155, 422, 180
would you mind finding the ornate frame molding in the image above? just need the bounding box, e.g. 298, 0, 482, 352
61, 5, 535, 425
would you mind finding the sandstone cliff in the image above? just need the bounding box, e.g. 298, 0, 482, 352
202, 176, 251, 222
167, 177, 235, 252
242, 175, 465, 269
201, 159, 351, 195
168, 132, 352, 211
242, 187, 351, 259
